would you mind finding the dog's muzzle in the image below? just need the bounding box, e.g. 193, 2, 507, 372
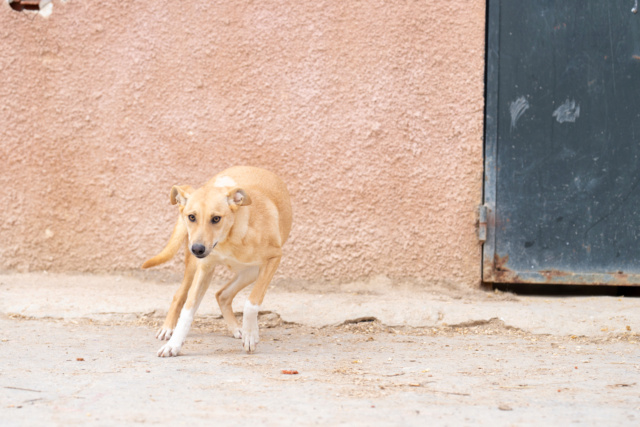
191, 242, 218, 258
191, 244, 207, 258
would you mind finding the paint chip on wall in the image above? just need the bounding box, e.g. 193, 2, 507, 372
7, 0, 55, 17
552, 99, 580, 123
509, 96, 530, 130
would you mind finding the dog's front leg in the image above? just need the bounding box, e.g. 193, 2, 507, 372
157, 250, 197, 340
242, 256, 281, 353
157, 265, 214, 357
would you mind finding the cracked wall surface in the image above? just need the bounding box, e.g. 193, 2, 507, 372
0, 1, 486, 286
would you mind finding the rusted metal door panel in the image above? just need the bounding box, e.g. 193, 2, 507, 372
484, 1, 640, 285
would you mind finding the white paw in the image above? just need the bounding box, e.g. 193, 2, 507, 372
232, 328, 242, 339
156, 328, 173, 340
157, 341, 182, 357
242, 326, 259, 353
242, 301, 260, 353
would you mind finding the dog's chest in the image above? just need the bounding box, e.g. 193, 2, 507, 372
209, 247, 257, 271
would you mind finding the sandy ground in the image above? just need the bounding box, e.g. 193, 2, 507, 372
1, 273, 639, 426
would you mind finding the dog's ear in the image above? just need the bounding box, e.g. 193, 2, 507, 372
170, 185, 193, 206
228, 188, 252, 208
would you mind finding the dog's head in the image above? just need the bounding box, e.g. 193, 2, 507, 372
170, 184, 252, 259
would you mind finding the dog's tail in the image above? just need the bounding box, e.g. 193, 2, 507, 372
141, 217, 187, 269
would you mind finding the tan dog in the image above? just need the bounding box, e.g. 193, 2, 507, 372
142, 166, 292, 357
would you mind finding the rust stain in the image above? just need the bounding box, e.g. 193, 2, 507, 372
612, 272, 630, 285
494, 254, 509, 271
490, 254, 526, 283
536, 270, 633, 285
487, 253, 638, 285
539, 270, 570, 281
492, 269, 525, 283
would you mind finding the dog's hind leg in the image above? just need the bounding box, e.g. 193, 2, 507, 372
157, 264, 215, 357
242, 256, 281, 353
215, 266, 259, 339
156, 249, 197, 340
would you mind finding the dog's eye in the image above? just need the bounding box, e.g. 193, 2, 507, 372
211, 216, 221, 224
188, 214, 196, 222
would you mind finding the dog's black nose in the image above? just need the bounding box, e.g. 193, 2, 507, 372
191, 244, 206, 257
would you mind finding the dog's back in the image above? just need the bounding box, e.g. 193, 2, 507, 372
211, 166, 293, 245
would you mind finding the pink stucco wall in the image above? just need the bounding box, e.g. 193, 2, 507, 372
0, 1, 485, 286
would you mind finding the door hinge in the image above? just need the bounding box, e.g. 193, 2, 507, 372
477, 204, 488, 243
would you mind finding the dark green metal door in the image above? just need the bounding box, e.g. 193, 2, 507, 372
483, 1, 640, 285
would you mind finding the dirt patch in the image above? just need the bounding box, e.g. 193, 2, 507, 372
2, 314, 639, 425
